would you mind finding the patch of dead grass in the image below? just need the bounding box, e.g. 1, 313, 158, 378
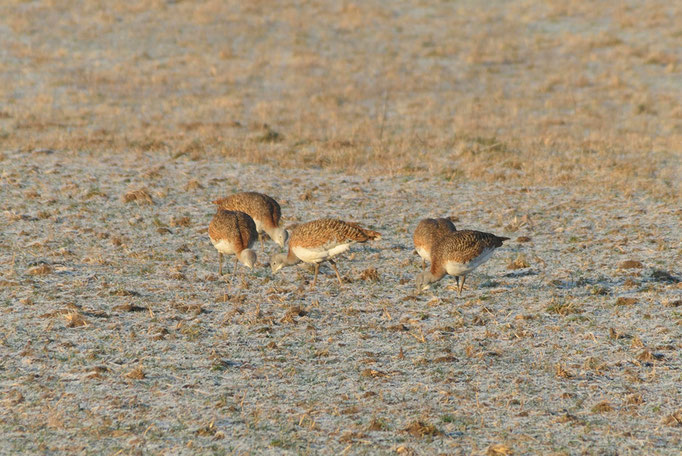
280, 305, 307, 324
507, 254, 530, 270
170, 216, 192, 227
338, 430, 368, 443
1, 0, 678, 200
487, 444, 514, 456
124, 366, 146, 380
113, 303, 146, 312
591, 400, 614, 413
26, 264, 52, 275
185, 179, 204, 191
122, 188, 153, 205
555, 363, 573, 379
615, 297, 637, 306
546, 299, 582, 316
358, 267, 380, 282
64, 311, 88, 328
636, 350, 664, 362
4, 389, 25, 406
360, 369, 388, 379
403, 420, 441, 438
195, 420, 225, 439
619, 260, 643, 269
367, 417, 390, 431
662, 410, 682, 427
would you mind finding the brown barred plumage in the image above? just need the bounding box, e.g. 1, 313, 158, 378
413, 217, 457, 267
270, 218, 381, 288
288, 218, 381, 249
208, 209, 258, 277
213, 192, 287, 248
417, 230, 509, 297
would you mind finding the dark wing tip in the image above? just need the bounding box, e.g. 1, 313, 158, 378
496, 236, 511, 245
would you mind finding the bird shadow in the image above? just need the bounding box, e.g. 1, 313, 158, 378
503, 269, 539, 279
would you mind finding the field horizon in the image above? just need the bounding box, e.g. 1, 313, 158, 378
1, 0, 680, 198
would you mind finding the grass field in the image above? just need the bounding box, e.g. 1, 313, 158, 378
1, 1, 681, 454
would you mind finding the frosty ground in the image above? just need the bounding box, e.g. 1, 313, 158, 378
0, 150, 680, 455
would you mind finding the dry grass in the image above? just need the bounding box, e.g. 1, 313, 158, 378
1, 1, 681, 454
25, 264, 53, 275
403, 420, 442, 438
507, 254, 531, 270
488, 444, 514, 456
1, 151, 680, 454
662, 410, 682, 427
64, 310, 88, 328
0, 0, 680, 199
122, 188, 154, 205
620, 260, 644, 269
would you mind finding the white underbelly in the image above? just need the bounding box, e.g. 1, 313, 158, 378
444, 248, 495, 276
211, 239, 237, 255
293, 243, 351, 264
416, 247, 430, 262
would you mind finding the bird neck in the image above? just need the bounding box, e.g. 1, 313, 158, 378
285, 248, 300, 265
267, 226, 285, 245
238, 250, 248, 264
428, 264, 446, 283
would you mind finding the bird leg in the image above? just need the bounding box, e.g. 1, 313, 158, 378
422, 259, 427, 270
311, 263, 320, 288
455, 276, 460, 289
231, 257, 239, 285
457, 275, 466, 297
218, 252, 223, 276
259, 233, 264, 252
329, 259, 343, 286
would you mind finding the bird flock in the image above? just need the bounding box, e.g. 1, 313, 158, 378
208, 191, 509, 296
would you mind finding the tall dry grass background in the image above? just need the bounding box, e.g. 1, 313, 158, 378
0, 0, 680, 197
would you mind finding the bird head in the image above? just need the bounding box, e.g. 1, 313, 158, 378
270, 253, 287, 274
241, 249, 256, 269
415, 271, 433, 292
271, 227, 289, 248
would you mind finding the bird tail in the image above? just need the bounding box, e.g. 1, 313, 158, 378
346, 222, 382, 241
366, 230, 382, 241
353, 223, 382, 241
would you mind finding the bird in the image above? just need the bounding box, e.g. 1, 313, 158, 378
213, 192, 287, 250
416, 230, 509, 297
208, 209, 258, 281
270, 218, 381, 288
413, 217, 457, 269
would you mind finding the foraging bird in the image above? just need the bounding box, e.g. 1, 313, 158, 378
213, 192, 287, 250
413, 217, 457, 269
208, 209, 258, 279
270, 218, 381, 288
416, 230, 509, 297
